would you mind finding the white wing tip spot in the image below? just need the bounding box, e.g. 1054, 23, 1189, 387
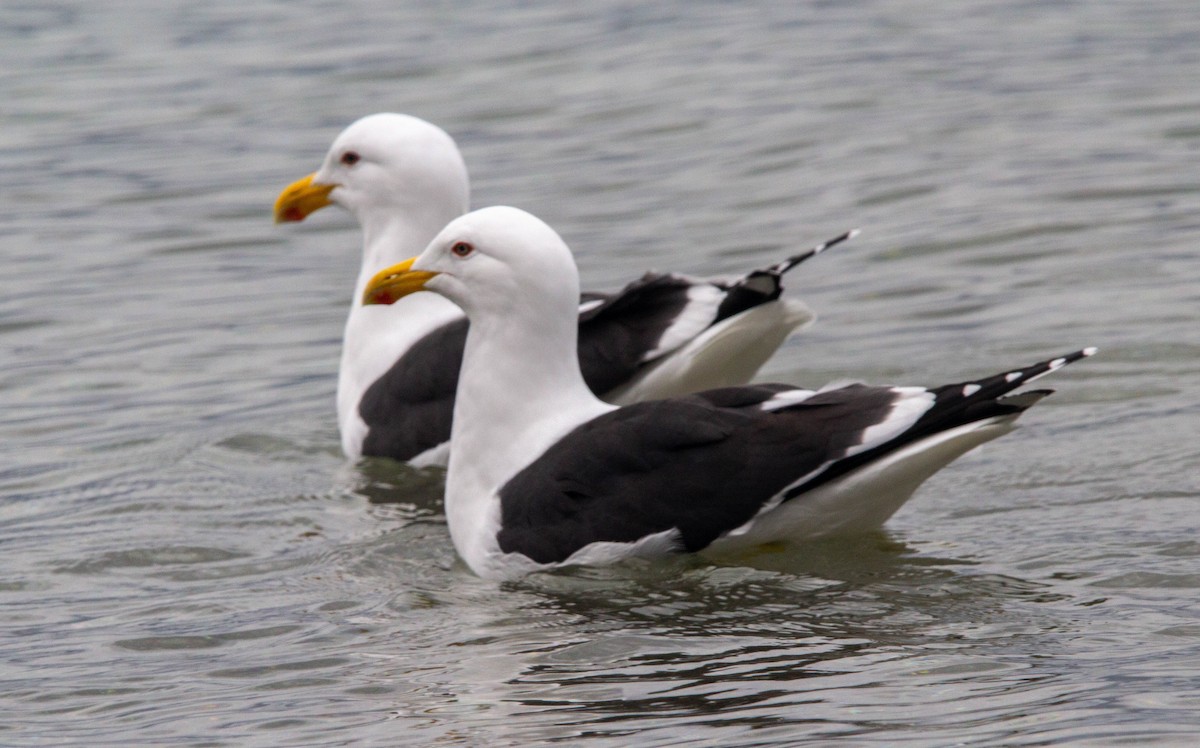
1048, 357, 1067, 370
1082, 346, 1099, 357
761, 389, 817, 411
1005, 372, 1022, 382
962, 383, 982, 397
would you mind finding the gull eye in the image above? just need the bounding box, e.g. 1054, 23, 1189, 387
340, 151, 361, 166
450, 241, 475, 258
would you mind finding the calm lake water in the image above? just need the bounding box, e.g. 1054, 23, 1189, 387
3, 1, 1199, 744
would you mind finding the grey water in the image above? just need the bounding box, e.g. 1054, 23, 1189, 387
2, 1, 1199, 744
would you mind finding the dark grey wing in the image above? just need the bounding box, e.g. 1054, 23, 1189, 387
496, 348, 1095, 565
495, 387, 901, 564
575, 231, 854, 395
575, 273, 702, 394
780, 348, 1096, 499
358, 317, 467, 461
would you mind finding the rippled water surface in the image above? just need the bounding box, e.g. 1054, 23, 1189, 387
3, 1, 1199, 744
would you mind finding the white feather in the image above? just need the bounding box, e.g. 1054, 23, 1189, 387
605, 298, 815, 404
707, 415, 1021, 554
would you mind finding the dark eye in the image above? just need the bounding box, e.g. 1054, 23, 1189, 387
451, 241, 474, 258
340, 151, 361, 166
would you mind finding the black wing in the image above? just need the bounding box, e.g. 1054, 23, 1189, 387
495, 348, 1094, 564
781, 347, 1096, 498
358, 317, 467, 460
495, 385, 903, 564
576, 274, 699, 394
575, 231, 853, 395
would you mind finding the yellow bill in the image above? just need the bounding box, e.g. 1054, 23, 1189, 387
362, 258, 440, 305
273, 173, 336, 223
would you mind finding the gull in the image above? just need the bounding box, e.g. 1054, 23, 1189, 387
275, 113, 844, 465
360, 205, 1096, 579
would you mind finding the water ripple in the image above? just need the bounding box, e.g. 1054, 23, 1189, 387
2, 0, 1200, 745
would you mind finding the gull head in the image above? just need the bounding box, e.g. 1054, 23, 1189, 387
274, 113, 469, 225
362, 206, 580, 321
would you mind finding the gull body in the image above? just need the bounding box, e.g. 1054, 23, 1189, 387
275, 114, 833, 465
363, 206, 1095, 580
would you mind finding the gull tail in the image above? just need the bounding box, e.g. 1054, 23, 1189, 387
765, 228, 860, 278
932, 346, 1100, 420
715, 229, 857, 322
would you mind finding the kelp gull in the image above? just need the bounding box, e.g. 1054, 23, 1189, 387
275, 113, 845, 466
361, 206, 1096, 580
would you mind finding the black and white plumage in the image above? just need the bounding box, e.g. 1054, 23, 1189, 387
275, 113, 842, 466
361, 206, 1096, 580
